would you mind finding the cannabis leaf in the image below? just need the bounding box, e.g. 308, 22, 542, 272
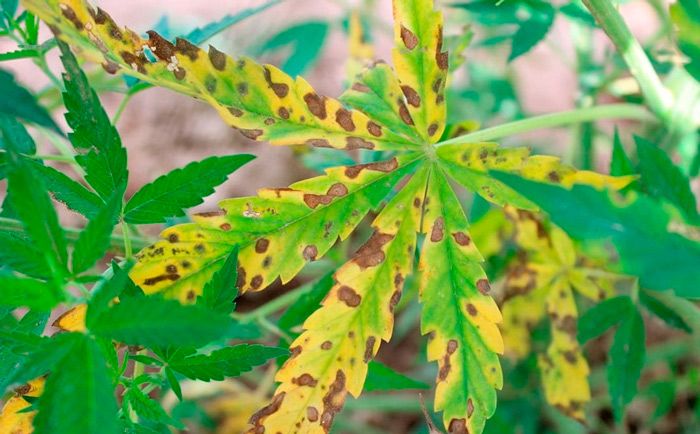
27, 0, 636, 432
500, 208, 625, 420
123, 155, 255, 224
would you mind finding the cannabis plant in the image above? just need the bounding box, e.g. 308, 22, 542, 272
1, 0, 699, 433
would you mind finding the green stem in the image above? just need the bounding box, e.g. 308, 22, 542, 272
235, 279, 318, 322
121, 220, 133, 259
436, 104, 655, 147
0, 217, 152, 251
581, 0, 673, 123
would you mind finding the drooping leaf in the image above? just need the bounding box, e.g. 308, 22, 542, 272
670, 0, 700, 82
71, 191, 122, 274
25, 0, 415, 151
259, 21, 329, 77
493, 173, 700, 299
0, 69, 61, 133
363, 360, 429, 392
58, 39, 128, 200
501, 210, 624, 420
131, 155, 422, 301
197, 246, 239, 314
34, 334, 119, 434
124, 154, 254, 224
168, 344, 287, 381
635, 135, 698, 222
607, 306, 645, 421
89, 296, 231, 347
246, 167, 426, 433
392, 0, 449, 140
418, 166, 503, 433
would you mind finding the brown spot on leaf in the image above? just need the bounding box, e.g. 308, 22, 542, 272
60, 5, 83, 30
304, 93, 328, 119
166, 265, 177, 273
346, 137, 375, 150
236, 266, 246, 288
400, 25, 418, 49
363, 336, 376, 362
263, 66, 289, 98
452, 232, 471, 246
431, 217, 445, 242
168, 233, 179, 243
466, 303, 478, 316
250, 275, 263, 290
307, 138, 332, 148
564, 350, 577, 364
219, 223, 232, 231
248, 392, 285, 428
228, 107, 244, 117
367, 121, 382, 137
239, 129, 263, 140
389, 290, 402, 313
101, 61, 120, 74
344, 158, 398, 179
277, 107, 290, 119
293, 373, 318, 387
428, 123, 439, 137
436, 26, 449, 70
255, 238, 270, 253
321, 341, 332, 350
320, 370, 346, 432
303, 245, 318, 261
353, 232, 394, 269
432, 78, 444, 93
175, 37, 199, 60
398, 100, 414, 125
307, 406, 319, 422
143, 273, 181, 286
262, 256, 272, 268
548, 171, 561, 182
120, 51, 147, 74
146, 31, 175, 61
303, 183, 348, 208
208, 45, 226, 70
476, 279, 491, 295
401, 85, 421, 107
338, 285, 361, 307
448, 418, 468, 434
467, 398, 474, 417
335, 108, 356, 132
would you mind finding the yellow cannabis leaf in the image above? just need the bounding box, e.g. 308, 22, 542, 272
501, 208, 624, 420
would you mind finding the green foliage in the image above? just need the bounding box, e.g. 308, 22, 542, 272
0, 69, 60, 133
607, 305, 645, 420
124, 155, 254, 224
670, 0, 700, 82
494, 173, 700, 299
258, 21, 330, 76
34, 334, 120, 434
363, 361, 429, 392
0, 0, 698, 433
167, 345, 287, 381
90, 296, 232, 347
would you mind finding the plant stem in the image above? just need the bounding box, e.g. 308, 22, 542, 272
121, 220, 133, 259
582, 0, 673, 123
0, 216, 152, 251
235, 279, 318, 322
435, 104, 655, 147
